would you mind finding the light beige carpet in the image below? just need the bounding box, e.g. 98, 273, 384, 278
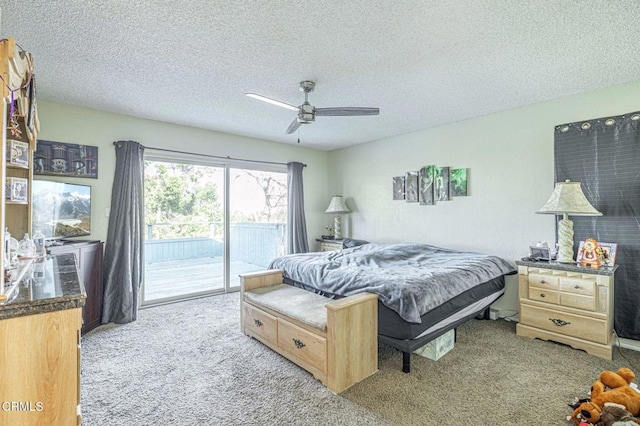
82, 292, 640, 425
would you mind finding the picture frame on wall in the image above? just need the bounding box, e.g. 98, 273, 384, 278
419, 165, 435, 205
393, 176, 405, 200
405, 171, 419, 202
434, 166, 451, 201
451, 168, 468, 196
35, 140, 99, 179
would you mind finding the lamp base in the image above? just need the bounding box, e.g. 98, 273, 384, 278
556, 216, 575, 264
334, 215, 343, 240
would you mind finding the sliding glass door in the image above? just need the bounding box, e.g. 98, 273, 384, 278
142, 160, 225, 305
229, 167, 288, 288
142, 156, 287, 305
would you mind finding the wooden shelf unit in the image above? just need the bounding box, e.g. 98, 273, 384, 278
1, 37, 38, 289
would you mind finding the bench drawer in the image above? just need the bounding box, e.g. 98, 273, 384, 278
243, 302, 277, 345
278, 318, 327, 374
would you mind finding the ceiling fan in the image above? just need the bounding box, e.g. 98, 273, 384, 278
245, 80, 380, 134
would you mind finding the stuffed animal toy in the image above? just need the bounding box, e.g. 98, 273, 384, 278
569, 368, 640, 425
594, 402, 640, 426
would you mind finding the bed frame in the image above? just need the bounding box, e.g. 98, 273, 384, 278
284, 276, 501, 373
379, 305, 491, 373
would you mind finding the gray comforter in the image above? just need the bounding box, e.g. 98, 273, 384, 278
268, 243, 516, 323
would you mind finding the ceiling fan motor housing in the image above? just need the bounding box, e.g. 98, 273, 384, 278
298, 103, 315, 123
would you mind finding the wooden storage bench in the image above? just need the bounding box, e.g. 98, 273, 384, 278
240, 269, 378, 393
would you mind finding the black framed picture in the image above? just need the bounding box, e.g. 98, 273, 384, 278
35, 140, 98, 179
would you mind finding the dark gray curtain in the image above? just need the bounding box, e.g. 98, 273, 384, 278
554, 111, 640, 339
102, 141, 145, 324
287, 162, 309, 254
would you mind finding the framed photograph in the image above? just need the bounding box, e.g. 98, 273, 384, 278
34, 140, 99, 178
451, 168, 468, 197
392, 176, 405, 200
576, 240, 618, 267
5, 177, 28, 203
419, 165, 435, 205
597, 242, 618, 267
434, 166, 451, 201
405, 171, 419, 202
6, 139, 29, 167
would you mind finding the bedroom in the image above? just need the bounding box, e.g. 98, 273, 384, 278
1, 1, 640, 425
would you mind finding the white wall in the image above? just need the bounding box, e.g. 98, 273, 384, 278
327, 79, 640, 316
36, 101, 329, 248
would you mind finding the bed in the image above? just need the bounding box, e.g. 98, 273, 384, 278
268, 241, 516, 372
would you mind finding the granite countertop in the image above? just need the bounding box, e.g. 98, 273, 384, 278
0, 253, 86, 320
515, 259, 618, 276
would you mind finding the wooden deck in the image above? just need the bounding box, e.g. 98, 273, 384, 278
144, 257, 266, 301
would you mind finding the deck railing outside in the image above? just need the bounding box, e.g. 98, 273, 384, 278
145, 222, 287, 268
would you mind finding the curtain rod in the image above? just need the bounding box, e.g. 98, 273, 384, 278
112, 142, 306, 167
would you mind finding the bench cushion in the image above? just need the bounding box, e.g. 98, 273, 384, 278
244, 284, 328, 331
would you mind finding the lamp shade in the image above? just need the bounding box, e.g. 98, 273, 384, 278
325, 195, 350, 214
536, 180, 602, 216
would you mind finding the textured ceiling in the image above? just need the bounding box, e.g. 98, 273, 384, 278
1, 1, 639, 151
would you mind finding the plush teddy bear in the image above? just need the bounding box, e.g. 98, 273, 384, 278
569, 368, 640, 425
594, 402, 640, 426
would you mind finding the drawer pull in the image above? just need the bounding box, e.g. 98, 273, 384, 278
540, 293, 545, 298
293, 338, 306, 349
549, 318, 570, 327
254, 319, 263, 327
540, 279, 546, 284
574, 285, 580, 289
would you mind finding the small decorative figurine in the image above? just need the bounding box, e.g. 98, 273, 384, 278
579, 237, 602, 268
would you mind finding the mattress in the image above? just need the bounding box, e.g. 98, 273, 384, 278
284, 274, 505, 341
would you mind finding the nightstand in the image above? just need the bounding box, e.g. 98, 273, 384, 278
515, 260, 616, 359
316, 238, 343, 252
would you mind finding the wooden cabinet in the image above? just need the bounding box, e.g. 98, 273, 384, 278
48, 240, 104, 334
316, 238, 342, 252
0, 308, 82, 426
515, 261, 615, 359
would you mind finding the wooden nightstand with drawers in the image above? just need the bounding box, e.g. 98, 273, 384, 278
515, 260, 617, 359
316, 238, 343, 252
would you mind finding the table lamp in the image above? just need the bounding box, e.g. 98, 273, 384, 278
536, 180, 602, 263
325, 195, 350, 240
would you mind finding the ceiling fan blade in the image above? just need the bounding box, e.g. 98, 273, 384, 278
245, 93, 299, 112
286, 118, 302, 134
315, 107, 379, 116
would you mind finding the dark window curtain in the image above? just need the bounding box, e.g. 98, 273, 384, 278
554, 111, 640, 339
102, 141, 145, 324
287, 162, 309, 254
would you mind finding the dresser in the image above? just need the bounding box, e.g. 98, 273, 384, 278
316, 238, 343, 252
48, 240, 104, 334
515, 260, 616, 359
0, 254, 85, 426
